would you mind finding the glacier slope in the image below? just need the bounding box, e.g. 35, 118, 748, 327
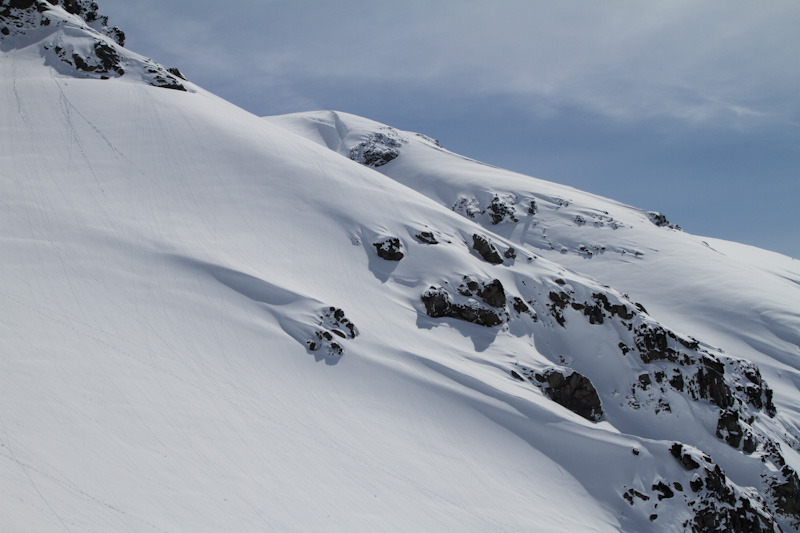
268, 109, 800, 416
1, 16, 627, 533
2, 2, 800, 531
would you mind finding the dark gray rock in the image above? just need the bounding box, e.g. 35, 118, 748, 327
548, 290, 571, 327
534, 370, 603, 421
93, 41, 121, 73
307, 306, 357, 357
647, 211, 681, 230
486, 195, 518, 225
472, 234, 503, 264
696, 362, 734, 409
349, 130, 404, 167
6, 0, 35, 9
769, 466, 800, 525
512, 297, 535, 320
716, 409, 744, 448
623, 488, 650, 505
739, 363, 777, 417
373, 236, 404, 261
666, 444, 780, 532
414, 231, 438, 245
671, 443, 702, 470
421, 286, 506, 327
475, 279, 505, 308
652, 481, 674, 500
167, 67, 186, 80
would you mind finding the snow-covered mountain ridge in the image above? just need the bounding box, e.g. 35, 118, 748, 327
1, 0, 187, 89
3, 2, 800, 531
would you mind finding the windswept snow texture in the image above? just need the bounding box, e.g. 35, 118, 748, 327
2, 4, 800, 531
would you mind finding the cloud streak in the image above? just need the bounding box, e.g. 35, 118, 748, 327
104, 0, 799, 127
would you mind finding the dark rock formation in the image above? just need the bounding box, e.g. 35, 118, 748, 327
652, 481, 674, 500
486, 195, 518, 225
548, 290, 571, 327
634, 324, 678, 363
511, 297, 535, 320
715, 409, 744, 448
146, 66, 186, 91
167, 67, 186, 80
768, 466, 800, 526
472, 233, 503, 264
473, 278, 505, 308
43, 0, 125, 45
623, 488, 650, 505
647, 211, 681, 230
563, 291, 636, 327
2, 0, 190, 90
671, 443, 703, 470
421, 284, 507, 327
414, 231, 438, 245
93, 40, 121, 72
50, 39, 124, 77
307, 306, 357, 357
4, 0, 35, 10
666, 443, 780, 532
592, 292, 635, 320
534, 370, 603, 421
373, 236, 404, 261
452, 197, 480, 219
349, 130, 404, 167
572, 300, 604, 324
737, 363, 777, 417
696, 360, 733, 409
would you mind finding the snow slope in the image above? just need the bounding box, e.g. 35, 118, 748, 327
268, 109, 800, 419
3, 2, 800, 531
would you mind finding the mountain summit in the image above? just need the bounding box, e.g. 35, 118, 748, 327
1, 0, 187, 89
3, 3, 800, 531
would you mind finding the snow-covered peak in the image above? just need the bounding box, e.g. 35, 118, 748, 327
269, 110, 443, 164
2, 0, 123, 44
1, 0, 189, 90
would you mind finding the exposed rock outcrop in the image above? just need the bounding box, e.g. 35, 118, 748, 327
534, 369, 603, 421
421, 277, 508, 327
307, 306, 358, 357
472, 233, 503, 264
486, 194, 518, 225
414, 231, 438, 245
373, 236, 404, 261
2, 0, 187, 90
665, 443, 779, 532
349, 129, 405, 167
1, 0, 124, 44
452, 196, 481, 219
647, 211, 681, 230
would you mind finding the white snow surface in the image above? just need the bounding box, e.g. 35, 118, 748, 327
3, 5, 800, 532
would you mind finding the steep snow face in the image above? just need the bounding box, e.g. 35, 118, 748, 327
269, 110, 800, 529
269, 110, 800, 403
3, 5, 800, 531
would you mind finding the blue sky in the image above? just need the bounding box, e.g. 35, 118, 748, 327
102, 0, 799, 258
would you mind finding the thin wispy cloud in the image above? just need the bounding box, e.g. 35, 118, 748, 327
105, 0, 798, 127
